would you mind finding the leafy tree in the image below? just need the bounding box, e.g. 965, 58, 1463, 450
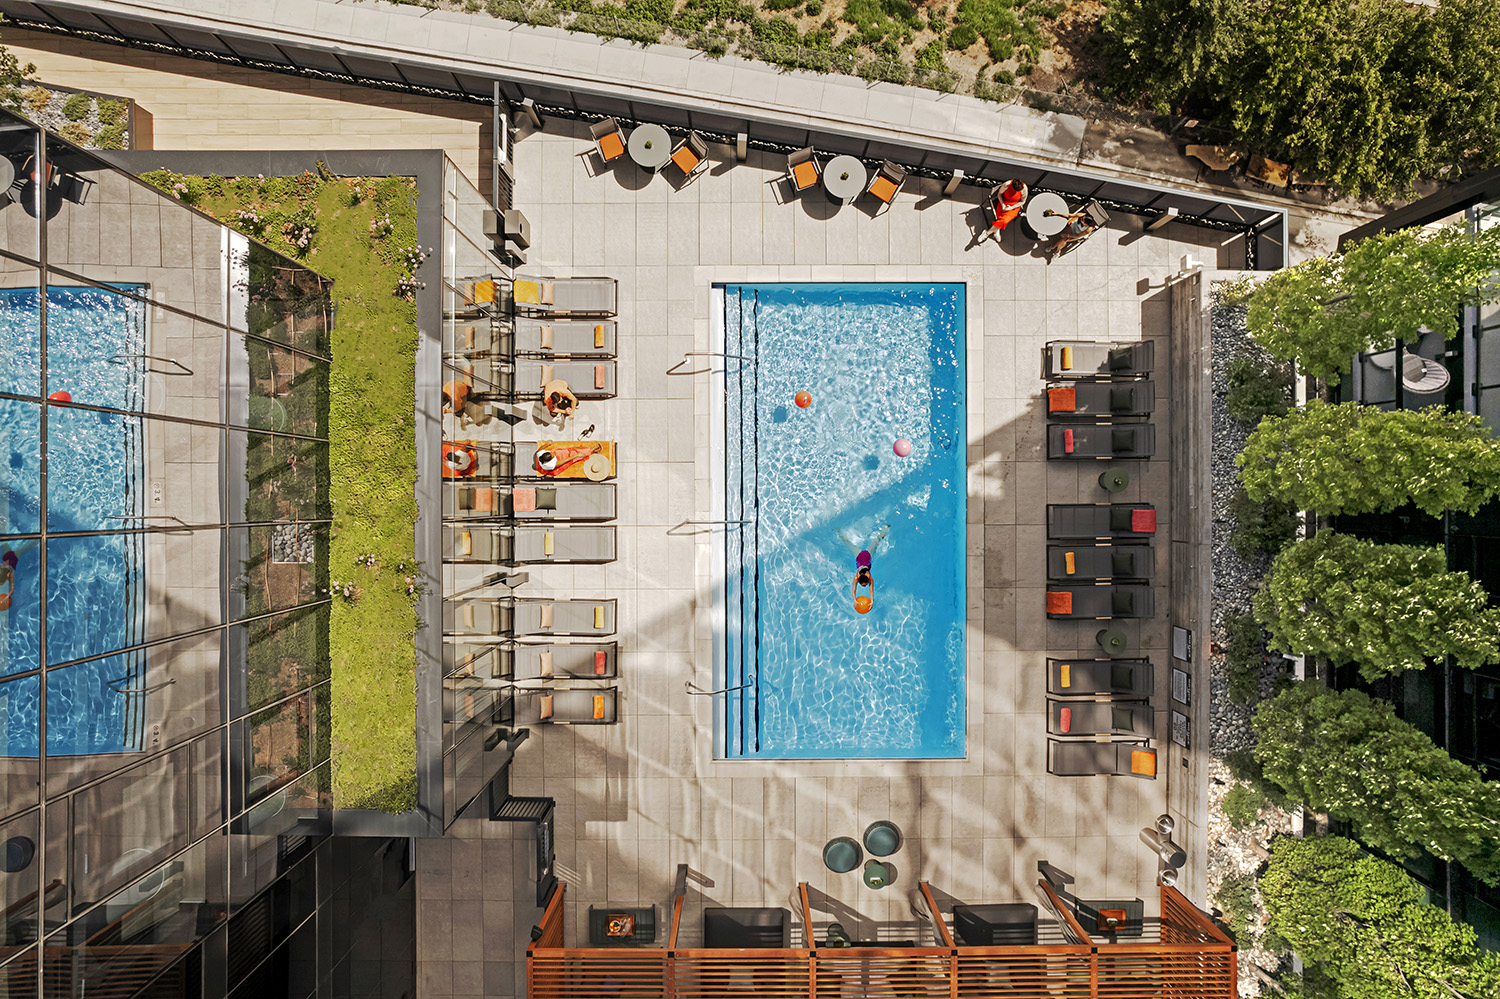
1256, 531, 1500, 677
1099, 0, 1500, 195
1224, 354, 1293, 422
1247, 224, 1500, 382
1259, 835, 1500, 997
0, 16, 35, 114
1254, 686, 1500, 883
1237, 401, 1500, 517
1227, 485, 1298, 558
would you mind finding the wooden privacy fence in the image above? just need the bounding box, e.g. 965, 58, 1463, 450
529, 883, 1235, 999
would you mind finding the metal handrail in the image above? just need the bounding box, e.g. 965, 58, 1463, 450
667, 351, 754, 375
110, 353, 192, 375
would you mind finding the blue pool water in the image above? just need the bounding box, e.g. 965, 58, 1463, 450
723, 284, 967, 759
0, 285, 149, 756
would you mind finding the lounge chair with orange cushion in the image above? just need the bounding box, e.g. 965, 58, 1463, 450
1044, 584, 1154, 619
1046, 381, 1156, 417
787, 146, 821, 194
508, 642, 619, 680
518, 687, 620, 725
444, 482, 617, 522
443, 525, 617, 564
669, 131, 710, 183
511, 276, 618, 317
1046, 423, 1156, 460
1047, 658, 1154, 697
514, 319, 617, 358
1046, 544, 1153, 582
1048, 740, 1157, 778
1048, 503, 1157, 540
1047, 699, 1155, 738
589, 118, 627, 165
1044, 340, 1155, 379
864, 160, 906, 213
446, 598, 616, 637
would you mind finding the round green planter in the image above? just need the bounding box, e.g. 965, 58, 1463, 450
863, 820, 902, 857
823, 837, 862, 874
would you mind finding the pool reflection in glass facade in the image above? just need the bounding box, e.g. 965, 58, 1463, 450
0, 113, 413, 998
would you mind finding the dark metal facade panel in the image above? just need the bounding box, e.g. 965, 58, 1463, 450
277, 46, 350, 75
338, 54, 411, 85
400, 63, 465, 90
156, 24, 238, 55
451, 72, 501, 98
218, 35, 295, 64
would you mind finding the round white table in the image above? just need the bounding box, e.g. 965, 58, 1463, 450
627, 124, 672, 171
1025, 192, 1071, 237
823, 155, 867, 205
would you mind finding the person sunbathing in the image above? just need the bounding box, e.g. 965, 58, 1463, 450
541, 378, 578, 419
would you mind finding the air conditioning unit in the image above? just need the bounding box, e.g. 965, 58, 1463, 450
502, 210, 531, 249
482, 209, 501, 241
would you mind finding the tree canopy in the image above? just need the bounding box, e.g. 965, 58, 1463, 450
1254, 685, 1500, 884
1100, 0, 1500, 195
1254, 530, 1500, 677
1245, 224, 1500, 382
1237, 401, 1500, 517
1260, 835, 1500, 998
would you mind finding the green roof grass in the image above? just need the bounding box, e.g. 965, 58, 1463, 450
143, 168, 422, 812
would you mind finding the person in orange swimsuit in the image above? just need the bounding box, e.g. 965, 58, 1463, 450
534, 441, 600, 475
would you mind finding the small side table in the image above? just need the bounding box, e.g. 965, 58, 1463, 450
1096, 628, 1129, 656
863, 861, 891, 889
1025, 192, 1070, 237
1099, 468, 1130, 493
823, 155, 867, 206
627, 124, 672, 171
1077, 899, 1144, 938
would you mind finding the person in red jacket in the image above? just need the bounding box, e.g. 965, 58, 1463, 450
986, 179, 1028, 240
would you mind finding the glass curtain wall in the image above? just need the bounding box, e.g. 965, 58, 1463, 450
0, 111, 381, 998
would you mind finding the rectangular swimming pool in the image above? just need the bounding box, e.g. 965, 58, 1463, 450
0, 285, 150, 756
720, 283, 966, 759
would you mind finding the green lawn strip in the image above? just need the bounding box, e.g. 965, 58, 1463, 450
142, 170, 422, 812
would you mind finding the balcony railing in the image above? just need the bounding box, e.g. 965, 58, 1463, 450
527, 880, 1236, 998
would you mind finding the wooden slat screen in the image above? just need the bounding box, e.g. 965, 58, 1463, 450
527, 884, 1235, 999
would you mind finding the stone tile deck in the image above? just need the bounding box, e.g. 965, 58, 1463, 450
421, 119, 1232, 999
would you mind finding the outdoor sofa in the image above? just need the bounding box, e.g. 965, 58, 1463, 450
1046, 658, 1154, 697
1047, 423, 1156, 460
1046, 381, 1156, 417
1044, 340, 1155, 379
1046, 544, 1154, 581
1045, 584, 1155, 619
1047, 504, 1157, 540
1047, 740, 1157, 778
1047, 698, 1156, 739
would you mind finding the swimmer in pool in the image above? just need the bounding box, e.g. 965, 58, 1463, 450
853, 550, 875, 609
0, 542, 39, 612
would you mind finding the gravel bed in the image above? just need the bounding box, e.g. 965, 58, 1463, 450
1206, 286, 1297, 996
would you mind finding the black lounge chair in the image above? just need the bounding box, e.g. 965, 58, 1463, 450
1047, 423, 1156, 460
704, 907, 791, 948
1046, 544, 1153, 581
1046, 380, 1156, 417
1047, 698, 1155, 738
1045, 584, 1154, 619
1044, 340, 1155, 379
1047, 504, 1157, 540
1047, 658, 1154, 697
1047, 740, 1157, 778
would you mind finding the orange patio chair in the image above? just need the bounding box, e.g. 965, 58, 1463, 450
589, 118, 626, 165
864, 160, 905, 213
669, 131, 709, 183
787, 146, 821, 194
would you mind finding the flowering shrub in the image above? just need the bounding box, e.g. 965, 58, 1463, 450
396, 244, 430, 271
324, 579, 359, 602
395, 275, 425, 299
233, 206, 267, 236
369, 212, 395, 238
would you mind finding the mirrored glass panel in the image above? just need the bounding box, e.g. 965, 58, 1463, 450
0, 118, 42, 264
228, 524, 325, 623
233, 604, 329, 718
1, 396, 41, 538
0, 810, 41, 951
231, 334, 327, 439
0, 674, 40, 787
0, 260, 40, 397
230, 235, 332, 357
233, 428, 327, 525
45, 533, 145, 666
42, 282, 148, 412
